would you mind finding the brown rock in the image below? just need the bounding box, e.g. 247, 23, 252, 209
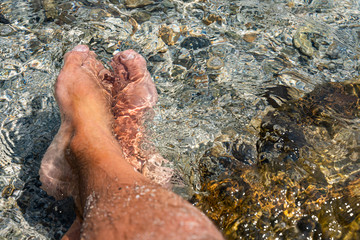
125, 0, 154, 8
287, 1, 295, 8
158, 25, 180, 46
131, 10, 151, 23
42, 0, 58, 20
129, 17, 138, 35
243, 32, 258, 43
203, 14, 222, 25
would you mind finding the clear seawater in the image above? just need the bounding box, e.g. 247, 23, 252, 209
1, 0, 360, 239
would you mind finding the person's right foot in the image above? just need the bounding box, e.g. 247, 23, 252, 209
106, 50, 172, 185
39, 45, 112, 201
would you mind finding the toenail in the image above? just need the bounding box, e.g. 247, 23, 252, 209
73, 45, 89, 52
120, 52, 135, 60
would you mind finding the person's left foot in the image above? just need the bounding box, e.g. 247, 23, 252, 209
39, 45, 112, 201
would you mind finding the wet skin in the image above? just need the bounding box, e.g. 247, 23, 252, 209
39, 45, 224, 240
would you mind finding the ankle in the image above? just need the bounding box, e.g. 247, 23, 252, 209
69, 125, 116, 162
68, 125, 138, 177
68, 129, 150, 206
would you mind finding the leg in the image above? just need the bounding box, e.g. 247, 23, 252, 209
61, 216, 81, 240
41, 45, 223, 240
69, 113, 222, 240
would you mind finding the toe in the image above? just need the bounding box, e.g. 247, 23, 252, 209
66, 46, 111, 84
112, 50, 148, 82
82, 51, 106, 77
98, 68, 112, 82
73, 45, 89, 52
63, 45, 90, 69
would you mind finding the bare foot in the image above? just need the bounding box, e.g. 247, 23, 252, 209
107, 50, 173, 185
39, 45, 224, 240
40, 48, 172, 200
109, 50, 157, 168
39, 45, 111, 201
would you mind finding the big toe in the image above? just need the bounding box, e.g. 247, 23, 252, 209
63, 45, 109, 80
111, 49, 148, 83
63, 45, 90, 69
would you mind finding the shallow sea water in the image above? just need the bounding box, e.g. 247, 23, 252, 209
0, 0, 360, 239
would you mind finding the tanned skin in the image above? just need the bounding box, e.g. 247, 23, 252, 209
40, 45, 224, 240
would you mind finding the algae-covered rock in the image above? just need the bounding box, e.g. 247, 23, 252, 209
131, 10, 151, 24
293, 26, 325, 58
194, 81, 360, 239
42, 0, 58, 20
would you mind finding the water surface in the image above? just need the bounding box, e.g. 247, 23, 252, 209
1, 0, 360, 239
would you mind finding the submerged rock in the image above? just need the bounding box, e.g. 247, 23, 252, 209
242, 32, 258, 43
194, 80, 360, 239
131, 10, 151, 24
158, 25, 180, 46
0, 13, 10, 24
181, 37, 211, 50
173, 48, 195, 69
202, 14, 222, 25
42, 0, 58, 20
125, 0, 154, 9
207, 57, 224, 70
293, 26, 326, 58
148, 54, 165, 62
0, 25, 15, 36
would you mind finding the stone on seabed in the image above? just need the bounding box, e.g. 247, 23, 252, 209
207, 57, 224, 70
181, 37, 211, 50
125, 0, 154, 8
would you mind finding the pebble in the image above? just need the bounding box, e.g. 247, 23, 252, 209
0, 13, 10, 24
0, 25, 15, 36
131, 10, 151, 24
210, 44, 232, 57
171, 65, 187, 79
180, 36, 211, 50
109, 0, 121, 4
42, 0, 58, 20
207, 57, 224, 70
326, 41, 341, 60
162, 0, 175, 8
58, 2, 74, 11
125, 0, 154, 9
174, 49, 194, 69
293, 26, 317, 57
89, 9, 110, 21
225, 30, 241, 40
202, 14, 222, 25
1, 184, 15, 198
158, 25, 180, 46
57, 11, 76, 25
149, 54, 165, 62
243, 32, 258, 43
